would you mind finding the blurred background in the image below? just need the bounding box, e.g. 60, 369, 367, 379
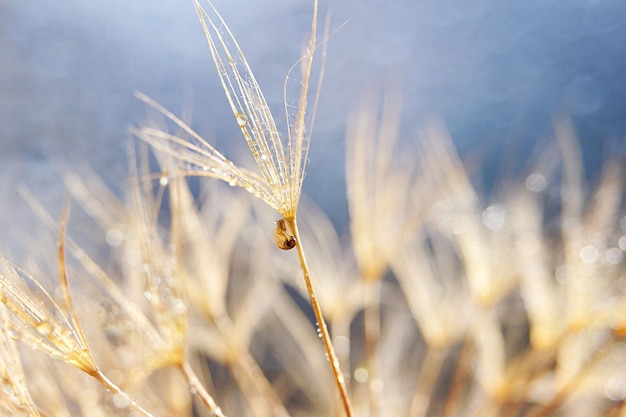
1, 0, 625, 252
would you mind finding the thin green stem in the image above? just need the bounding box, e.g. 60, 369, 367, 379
285, 217, 354, 417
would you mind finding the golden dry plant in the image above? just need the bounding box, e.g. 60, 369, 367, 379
133, 0, 353, 415
1, 0, 626, 417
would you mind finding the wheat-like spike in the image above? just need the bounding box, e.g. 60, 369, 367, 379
193, 0, 289, 204
0, 258, 98, 375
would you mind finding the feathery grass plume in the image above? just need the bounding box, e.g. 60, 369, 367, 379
345, 88, 440, 415
0, 255, 155, 416
0, 256, 98, 376
17, 168, 208, 415
19, 181, 182, 374
134, 0, 322, 223
135, 1, 353, 415
59, 149, 227, 416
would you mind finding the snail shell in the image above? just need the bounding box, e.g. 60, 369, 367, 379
274, 219, 296, 250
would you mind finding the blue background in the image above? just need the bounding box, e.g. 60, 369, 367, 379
1, 0, 625, 246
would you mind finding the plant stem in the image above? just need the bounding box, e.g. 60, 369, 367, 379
92, 369, 154, 417
285, 217, 354, 417
179, 361, 226, 417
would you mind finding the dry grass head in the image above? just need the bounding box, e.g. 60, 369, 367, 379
0, 257, 98, 376
134, 0, 325, 225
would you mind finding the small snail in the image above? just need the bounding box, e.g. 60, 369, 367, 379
274, 219, 296, 250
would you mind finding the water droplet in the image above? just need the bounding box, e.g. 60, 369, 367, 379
580, 245, 599, 263
606, 248, 624, 265
526, 173, 547, 193
160, 176, 169, 186
189, 386, 197, 395
354, 368, 369, 383
143, 291, 153, 301
235, 113, 248, 128
105, 229, 123, 247
112, 392, 130, 409
482, 205, 506, 230
35, 321, 52, 336
605, 377, 626, 401
260, 153, 268, 161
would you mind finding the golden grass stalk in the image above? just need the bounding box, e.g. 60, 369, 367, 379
0, 234, 155, 416
135, 0, 353, 415
16, 162, 223, 415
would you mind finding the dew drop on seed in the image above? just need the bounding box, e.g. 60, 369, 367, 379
606, 248, 624, 264
189, 386, 197, 395
160, 176, 169, 186
526, 173, 547, 193
580, 245, 599, 263
236, 113, 248, 128
105, 229, 123, 247
354, 368, 369, 383
36, 321, 52, 336
143, 291, 153, 301
605, 377, 626, 401
112, 392, 130, 409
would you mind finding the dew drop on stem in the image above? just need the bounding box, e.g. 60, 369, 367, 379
235, 112, 248, 128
